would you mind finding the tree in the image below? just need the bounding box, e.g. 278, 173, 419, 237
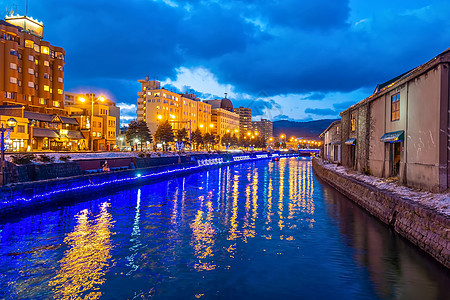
175, 128, 189, 151
231, 134, 239, 147
191, 128, 203, 150
274, 141, 281, 149
203, 132, 217, 150
176, 128, 189, 142
126, 120, 152, 151
154, 120, 175, 151
221, 133, 233, 149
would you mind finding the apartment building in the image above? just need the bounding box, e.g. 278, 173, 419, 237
137, 78, 211, 136
210, 108, 239, 137
320, 120, 341, 163
64, 92, 117, 151
234, 106, 252, 136
251, 118, 273, 141
340, 48, 450, 192
0, 15, 65, 115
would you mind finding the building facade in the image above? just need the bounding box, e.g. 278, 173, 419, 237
137, 78, 211, 137
340, 49, 450, 192
210, 108, 239, 137
251, 118, 273, 141
234, 106, 252, 136
320, 120, 341, 163
64, 92, 118, 151
0, 15, 65, 115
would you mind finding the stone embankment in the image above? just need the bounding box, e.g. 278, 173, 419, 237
312, 158, 450, 269
0, 152, 294, 218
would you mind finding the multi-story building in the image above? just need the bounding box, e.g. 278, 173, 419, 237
64, 92, 118, 151
210, 108, 239, 137
320, 120, 341, 163
234, 106, 252, 136
137, 78, 211, 136
340, 48, 450, 192
251, 118, 273, 141
0, 14, 65, 115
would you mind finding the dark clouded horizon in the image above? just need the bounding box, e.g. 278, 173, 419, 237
5, 0, 449, 122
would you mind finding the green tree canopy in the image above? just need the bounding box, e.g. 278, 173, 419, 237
176, 128, 189, 142
191, 128, 203, 150
154, 120, 175, 150
203, 132, 217, 150
126, 120, 152, 150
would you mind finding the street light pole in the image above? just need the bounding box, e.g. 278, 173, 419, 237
90, 93, 94, 151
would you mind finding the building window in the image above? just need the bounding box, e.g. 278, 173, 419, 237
336, 126, 339, 134
39, 98, 47, 105
25, 40, 33, 48
53, 101, 60, 107
58, 77, 63, 83
44, 61, 49, 67
57, 65, 63, 71
10, 49, 17, 56
44, 73, 49, 79
17, 125, 25, 133
351, 112, 356, 132
35, 59, 39, 65
41, 46, 50, 55
57, 89, 63, 94
43, 85, 50, 92
391, 93, 400, 121
5, 92, 15, 99
28, 82, 34, 88
10, 63, 17, 70
28, 55, 34, 61
34, 44, 40, 52
10, 77, 17, 84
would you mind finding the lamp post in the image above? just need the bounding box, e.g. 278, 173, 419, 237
78, 94, 105, 151
1, 118, 17, 186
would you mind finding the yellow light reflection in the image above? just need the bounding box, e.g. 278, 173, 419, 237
49, 202, 114, 299
190, 201, 216, 271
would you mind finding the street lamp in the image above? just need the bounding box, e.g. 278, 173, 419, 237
78, 94, 105, 151
1, 118, 17, 186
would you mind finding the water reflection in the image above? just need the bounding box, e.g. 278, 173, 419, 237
1, 158, 449, 299
49, 202, 114, 299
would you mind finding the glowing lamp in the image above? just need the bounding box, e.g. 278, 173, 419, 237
6, 118, 17, 128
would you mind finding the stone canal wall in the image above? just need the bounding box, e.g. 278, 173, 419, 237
312, 158, 450, 269
0, 152, 298, 218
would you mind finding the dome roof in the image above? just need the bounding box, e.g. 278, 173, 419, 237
221, 98, 233, 112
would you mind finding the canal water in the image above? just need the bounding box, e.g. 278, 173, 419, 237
0, 158, 449, 299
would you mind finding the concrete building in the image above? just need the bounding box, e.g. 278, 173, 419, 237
251, 118, 273, 141
0, 14, 65, 115
137, 78, 211, 137
340, 48, 450, 192
210, 108, 239, 137
64, 92, 118, 151
320, 120, 341, 163
234, 106, 252, 135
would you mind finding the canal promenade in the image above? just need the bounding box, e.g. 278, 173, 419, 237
0, 151, 294, 218
312, 158, 450, 269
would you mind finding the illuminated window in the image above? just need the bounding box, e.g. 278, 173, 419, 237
41, 46, 50, 55
58, 65, 63, 71
28, 82, 34, 88
53, 101, 60, 107
44, 61, 49, 67
93, 132, 97, 137
336, 126, 339, 134
44, 73, 49, 79
35, 59, 39, 65
10, 63, 17, 70
57, 89, 63, 94
34, 44, 40, 52
391, 93, 400, 121
43, 85, 50, 91
350, 112, 356, 132
28, 55, 34, 61
58, 77, 63, 83
10, 77, 17, 84
25, 40, 33, 48
39, 98, 47, 105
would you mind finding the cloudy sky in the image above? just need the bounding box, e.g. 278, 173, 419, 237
4, 0, 449, 122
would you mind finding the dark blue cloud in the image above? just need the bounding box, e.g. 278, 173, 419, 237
15, 0, 450, 117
